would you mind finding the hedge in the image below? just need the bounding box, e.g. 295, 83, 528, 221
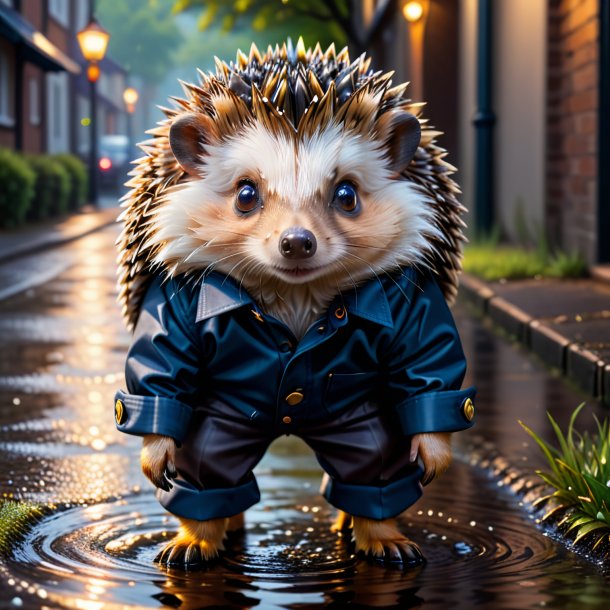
0, 148, 36, 228
54, 154, 88, 210
26, 154, 71, 220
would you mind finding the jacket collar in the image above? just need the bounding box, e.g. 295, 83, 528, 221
196, 272, 394, 328
196, 273, 253, 322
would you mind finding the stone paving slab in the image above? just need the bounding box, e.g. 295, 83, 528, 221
490, 278, 610, 319
460, 274, 610, 404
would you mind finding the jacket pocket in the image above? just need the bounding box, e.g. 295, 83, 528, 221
324, 371, 378, 415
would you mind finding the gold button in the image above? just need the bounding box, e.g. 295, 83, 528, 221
251, 309, 264, 323
115, 399, 126, 425
282, 416, 292, 424
334, 307, 346, 319
462, 398, 475, 422
285, 391, 304, 405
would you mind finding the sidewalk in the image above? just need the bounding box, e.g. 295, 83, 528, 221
0, 205, 119, 265
1, 207, 608, 405
460, 273, 610, 405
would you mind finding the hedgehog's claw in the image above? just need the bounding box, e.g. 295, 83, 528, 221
370, 539, 425, 565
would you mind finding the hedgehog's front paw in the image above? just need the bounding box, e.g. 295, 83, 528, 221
141, 434, 176, 492
155, 517, 227, 567
352, 516, 424, 565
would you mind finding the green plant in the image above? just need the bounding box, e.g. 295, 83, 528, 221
520, 404, 610, 552
54, 154, 88, 210
0, 500, 44, 557
0, 148, 36, 228
546, 250, 589, 278
462, 244, 548, 280
27, 155, 71, 220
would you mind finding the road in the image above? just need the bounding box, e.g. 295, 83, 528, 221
0, 225, 608, 609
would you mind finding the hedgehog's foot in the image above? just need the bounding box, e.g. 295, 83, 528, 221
156, 517, 227, 567
352, 516, 424, 565
331, 510, 353, 534
227, 512, 245, 534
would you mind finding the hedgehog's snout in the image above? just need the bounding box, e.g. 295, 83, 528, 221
279, 227, 317, 260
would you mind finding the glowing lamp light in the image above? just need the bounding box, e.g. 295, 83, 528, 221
123, 87, 139, 114
403, 1, 424, 22
77, 18, 110, 82
99, 157, 112, 171
77, 19, 110, 62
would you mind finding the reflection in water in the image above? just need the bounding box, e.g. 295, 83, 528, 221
3, 460, 610, 610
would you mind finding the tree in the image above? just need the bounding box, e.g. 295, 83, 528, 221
171, 0, 361, 51
97, 0, 182, 84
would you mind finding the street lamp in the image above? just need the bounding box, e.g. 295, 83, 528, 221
77, 18, 110, 206
403, 1, 425, 22
123, 87, 138, 114
402, 0, 430, 102
123, 86, 139, 159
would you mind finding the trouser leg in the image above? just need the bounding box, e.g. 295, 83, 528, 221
157, 400, 274, 521
301, 402, 424, 520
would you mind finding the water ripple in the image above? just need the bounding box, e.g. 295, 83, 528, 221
3, 465, 609, 609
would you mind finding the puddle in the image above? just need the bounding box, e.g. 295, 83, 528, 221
3, 460, 609, 610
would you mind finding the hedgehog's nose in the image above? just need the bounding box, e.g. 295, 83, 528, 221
279, 227, 317, 259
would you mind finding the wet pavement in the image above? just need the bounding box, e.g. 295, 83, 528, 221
0, 225, 609, 609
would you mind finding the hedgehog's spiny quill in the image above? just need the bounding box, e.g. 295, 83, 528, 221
117, 39, 466, 330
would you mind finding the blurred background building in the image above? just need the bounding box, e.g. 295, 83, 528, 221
359, 0, 607, 268
0, 0, 140, 196
0, 0, 607, 271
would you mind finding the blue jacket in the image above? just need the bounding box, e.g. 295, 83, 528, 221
114, 268, 476, 441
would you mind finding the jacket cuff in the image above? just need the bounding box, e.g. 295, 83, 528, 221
113, 389, 192, 443
395, 387, 477, 436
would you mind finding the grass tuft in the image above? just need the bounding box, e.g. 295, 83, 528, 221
0, 500, 45, 557
520, 404, 610, 555
463, 239, 588, 282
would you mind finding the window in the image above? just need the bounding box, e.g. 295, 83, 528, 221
29, 78, 40, 126
49, 0, 69, 27
46, 72, 69, 152
0, 50, 13, 127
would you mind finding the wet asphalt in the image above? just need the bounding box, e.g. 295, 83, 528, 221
0, 224, 608, 609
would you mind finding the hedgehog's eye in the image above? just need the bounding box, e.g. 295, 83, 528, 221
235, 181, 260, 215
332, 182, 360, 215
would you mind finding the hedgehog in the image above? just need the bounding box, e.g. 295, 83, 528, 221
114, 38, 476, 567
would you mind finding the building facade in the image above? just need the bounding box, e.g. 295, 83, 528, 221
359, 0, 607, 267
0, 0, 131, 164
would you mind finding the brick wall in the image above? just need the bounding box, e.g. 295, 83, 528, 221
546, 0, 599, 262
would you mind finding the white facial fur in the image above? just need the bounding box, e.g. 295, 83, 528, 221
147, 120, 439, 334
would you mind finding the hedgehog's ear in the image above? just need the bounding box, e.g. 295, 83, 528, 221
169, 112, 217, 175
377, 110, 421, 174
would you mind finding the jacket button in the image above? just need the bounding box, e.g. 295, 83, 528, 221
285, 391, 304, 405
462, 398, 475, 422
334, 307, 346, 319
115, 399, 126, 425
282, 416, 292, 424
279, 341, 293, 353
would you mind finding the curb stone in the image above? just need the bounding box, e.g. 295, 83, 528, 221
459, 274, 609, 404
